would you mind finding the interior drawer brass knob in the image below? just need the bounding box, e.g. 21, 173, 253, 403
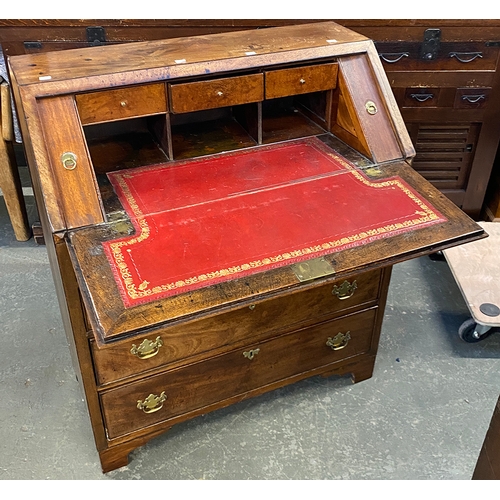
137, 391, 167, 414
332, 280, 357, 300
326, 331, 351, 351
130, 336, 163, 359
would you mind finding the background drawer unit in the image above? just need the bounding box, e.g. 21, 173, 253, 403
169, 74, 264, 113
265, 63, 338, 99
76, 83, 168, 124
100, 307, 377, 439
91, 269, 382, 385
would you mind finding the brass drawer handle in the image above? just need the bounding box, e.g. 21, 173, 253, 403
326, 332, 351, 351
61, 152, 77, 170
243, 348, 260, 360
449, 51, 483, 63
299, 78, 306, 84
130, 336, 163, 359
332, 280, 357, 300
216, 91, 224, 96
137, 392, 167, 414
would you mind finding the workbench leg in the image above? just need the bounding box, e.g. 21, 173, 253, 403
0, 136, 30, 241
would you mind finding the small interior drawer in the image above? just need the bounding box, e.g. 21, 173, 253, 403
76, 83, 168, 124
169, 74, 264, 113
265, 63, 338, 99
454, 88, 492, 109
100, 307, 377, 439
91, 268, 382, 386
76, 83, 167, 125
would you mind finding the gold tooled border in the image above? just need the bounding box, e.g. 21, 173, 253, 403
107, 143, 444, 302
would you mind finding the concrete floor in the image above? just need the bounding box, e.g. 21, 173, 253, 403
1, 191, 500, 480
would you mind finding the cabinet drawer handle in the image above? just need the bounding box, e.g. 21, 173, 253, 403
379, 52, 409, 64
243, 348, 260, 360
332, 280, 357, 300
299, 78, 306, 84
216, 91, 224, 96
137, 391, 167, 414
410, 93, 434, 102
326, 332, 351, 351
461, 94, 486, 103
130, 336, 163, 359
449, 52, 483, 63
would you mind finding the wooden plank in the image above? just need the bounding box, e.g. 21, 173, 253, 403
473, 396, 500, 480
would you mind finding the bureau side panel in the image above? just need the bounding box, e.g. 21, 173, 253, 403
37, 95, 104, 229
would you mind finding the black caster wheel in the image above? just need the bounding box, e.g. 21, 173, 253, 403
458, 318, 494, 343
428, 251, 445, 261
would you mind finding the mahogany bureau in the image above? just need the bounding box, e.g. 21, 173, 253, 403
8, 22, 485, 472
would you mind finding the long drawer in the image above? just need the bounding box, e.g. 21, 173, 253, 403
100, 307, 377, 439
91, 268, 382, 385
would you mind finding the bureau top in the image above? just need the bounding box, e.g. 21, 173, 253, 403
8, 21, 368, 89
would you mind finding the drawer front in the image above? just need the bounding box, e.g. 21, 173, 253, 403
454, 88, 491, 109
76, 83, 168, 124
265, 63, 338, 99
100, 307, 377, 439
169, 74, 264, 113
92, 268, 382, 385
401, 87, 442, 108
396, 86, 492, 110
376, 42, 499, 72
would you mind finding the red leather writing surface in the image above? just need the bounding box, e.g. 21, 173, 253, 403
105, 138, 446, 307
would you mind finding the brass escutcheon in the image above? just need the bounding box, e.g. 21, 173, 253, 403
137, 391, 167, 414
243, 348, 260, 360
365, 100, 378, 115
130, 336, 164, 360
61, 152, 77, 170
326, 331, 351, 351
332, 280, 358, 300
